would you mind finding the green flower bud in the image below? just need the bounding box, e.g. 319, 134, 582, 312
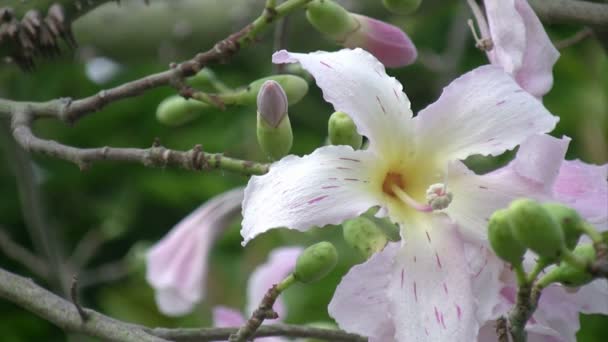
542, 244, 595, 287
508, 199, 565, 261
543, 203, 584, 250
156, 95, 209, 126
488, 209, 527, 265
237, 75, 309, 106
256, 81, 293, 160
306, 0, 359, 40
328, 111, 363, 149
382, 0, 422, 15
294, 241, 338, 283
343, 216, 388, 258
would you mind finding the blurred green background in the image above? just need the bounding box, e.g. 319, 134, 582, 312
0, 0, 606, 341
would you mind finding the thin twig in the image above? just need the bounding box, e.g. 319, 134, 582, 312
528, 0, 608, 27
0, 226, 49, 279
229, 285, 282, 342
69, 229, 107, 271
555, 27, 594, 49
70, 275, 89, 322
79, 260, 131, 288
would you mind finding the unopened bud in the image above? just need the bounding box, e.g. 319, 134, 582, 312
488, 209, 526, 265
240, 75, 309, 106
256, 81, 293, 160
382, 0, 422, 14
542, 244, 595, 287
306, 0, 359, 41
294, 241, 338, 283
343, 216, 388, 258
328, 111, 362, 149
543, 203, 584, 250
508, 199, 565, 261
156, 95, 209, 126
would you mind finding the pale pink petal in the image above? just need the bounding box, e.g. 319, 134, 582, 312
485, 0, 560, 97
213, 306, 246, 327
414, 65, 558, 160
328, 243, 399, 341
464, 242, 504, 323
553, 160, 608, 230
241, 146, 380, 245
445, 135, 569, 242
246, 247, 303, 319
343, 14, 417, 68
146, 188, 244, 316
272, 49, 413, 158
387, 217, 488, 341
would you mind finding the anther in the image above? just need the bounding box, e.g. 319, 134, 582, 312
425, 183, 453, 210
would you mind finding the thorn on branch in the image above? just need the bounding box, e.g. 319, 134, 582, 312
70, 275, 89, 322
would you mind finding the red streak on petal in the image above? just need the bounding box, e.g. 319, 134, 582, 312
443, 282, 448, 295
339, 157, 361, 162
434, 307, 441, 325
435, 252, 443, 269
320, 61, 333, 69
322, 185, 340, 189
400, 269, 404, 288
426, 231, 431, 243
376, 95, 386, 114
456, 304, 462, 321
307, 195, 328, 205
413, 282, 418, 302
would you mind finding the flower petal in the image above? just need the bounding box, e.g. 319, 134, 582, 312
241, 146, 380, 245
328, 243, 399, 341
414, 65, 558, 160
553, 160, 608, 230
485, 0, 560, 97
445, 134, 569, 242
213, 306, 246, 327
272, 49, 413, 158
464, 242, 504, 323
246, 247, 303, 318
146, 188, 243, 316
387, 217, 483, 341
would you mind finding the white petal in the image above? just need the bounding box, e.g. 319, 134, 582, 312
485, 0, 526, 74
328, 243, 399, 341
213, 306, 246, 327
241, 146, 380, 245
511, 135, 570, 190
387, 217, 483, 341
273, 49, 413, 158
154, 288, 196, 316
246, 247, 303, 318
414, 65, 558, 160
464, 242, 504, 323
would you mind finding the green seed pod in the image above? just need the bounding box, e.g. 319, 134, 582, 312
543, 203, 584, 250
542, 244, 595, 287
156, 95, 209, 126
306, 0, 359, 41
235, 75, 309, 106
294, 241, 338, 283
508, 199, 565, 261
382, 0, 422, 15
328, 111, 363, 149
343, 216, 388, 259
488, 209, 527, 265
256, 81, 293, 160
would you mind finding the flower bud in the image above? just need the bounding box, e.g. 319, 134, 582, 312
328, 111, 363, 149
306, 0, 359, 41
382, 0, 422, 14
256, 81, 293, 160
239, 75, 309, 106
156, 95, 209, 126
543, 203, 584, 250
294, 241, 338, 283
488, 209, 527, 265
542, 244, 595, 287
343, 216, 388, 258
508, 199, 565, 261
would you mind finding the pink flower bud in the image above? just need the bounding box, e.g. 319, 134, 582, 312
343, 14, 417, 68
257, 80, 288, 128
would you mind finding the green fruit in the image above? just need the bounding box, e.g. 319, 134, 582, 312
306, 0, 359, 40
508, 199, 565, 261
382, 0, 422, 15
294, 241, 338, 283
328, 111, 363, 149
542, 244, 595, 287
543, 203, 584, 250
343, 216, 388, 258
155, 95, 208, 126
256, 112, 293, 161
488, 209, 527, 265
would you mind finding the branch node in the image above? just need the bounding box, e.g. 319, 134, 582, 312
70, 275, 89, 323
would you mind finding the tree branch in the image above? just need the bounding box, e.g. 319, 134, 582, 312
529, 0, 608, 27
0, 266, 366, 342
0, 226, 49, 280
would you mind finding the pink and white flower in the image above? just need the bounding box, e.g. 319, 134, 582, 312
483, 0, 560, 98
241, 48, 558, 340
146, 188, 244, 316
213, 247, 302, 342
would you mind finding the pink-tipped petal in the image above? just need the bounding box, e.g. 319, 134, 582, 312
146, 188, 244, 316
246, 247, 303, 318
241, 146, 380, 245
272, 49, 413, 158
553, 160, 608, 230
414, 65, 558, 161
213, 306, 246, 327
343, 14, 417, 68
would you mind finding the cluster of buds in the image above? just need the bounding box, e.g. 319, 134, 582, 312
0, 5, 75, 70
